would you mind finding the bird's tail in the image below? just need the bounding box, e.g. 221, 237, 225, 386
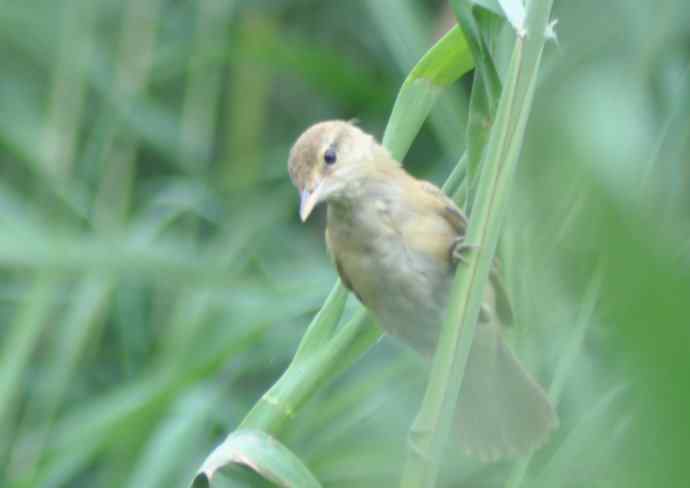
454, 320, 558, 462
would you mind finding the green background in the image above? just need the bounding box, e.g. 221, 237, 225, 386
1, 1, 688, 487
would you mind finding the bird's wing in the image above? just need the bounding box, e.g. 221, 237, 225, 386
417, 180, 468, 236
416, 179, 513, 324
386, 177, 467, 272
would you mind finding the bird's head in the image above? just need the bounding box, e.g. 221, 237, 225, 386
287, 120, 392, 221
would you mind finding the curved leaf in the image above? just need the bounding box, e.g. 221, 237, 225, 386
193, 429, 321, 488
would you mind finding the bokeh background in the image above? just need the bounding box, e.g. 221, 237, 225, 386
1, 1, 689, 487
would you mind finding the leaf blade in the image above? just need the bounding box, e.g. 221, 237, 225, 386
194, 429, 321, 488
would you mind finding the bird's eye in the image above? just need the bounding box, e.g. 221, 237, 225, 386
323, 147, 337, 165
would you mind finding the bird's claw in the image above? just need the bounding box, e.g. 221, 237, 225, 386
451, 237, 479, 265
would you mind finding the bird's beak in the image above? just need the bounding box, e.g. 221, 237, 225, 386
299, 184, 322, 222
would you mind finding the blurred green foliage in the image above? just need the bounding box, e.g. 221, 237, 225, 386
0, 1, 688, 487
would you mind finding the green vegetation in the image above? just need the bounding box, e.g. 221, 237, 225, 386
1, 1, 688, 487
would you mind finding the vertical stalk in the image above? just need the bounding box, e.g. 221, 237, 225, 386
93, 0, 162, 230
222, 12, 274, 192
181, 0, 235, 173
401, 1, 555, 486
40, 0, 94, 178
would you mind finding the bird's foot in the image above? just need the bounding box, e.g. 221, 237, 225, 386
451, 236, 479, 265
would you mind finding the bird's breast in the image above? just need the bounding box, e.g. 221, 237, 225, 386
326, 195, 453, 354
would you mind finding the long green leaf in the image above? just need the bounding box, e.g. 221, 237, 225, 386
366, 0, 469, 157
452, 1, 503, 212
0, 278, 56, 456
384, 25, 472, 160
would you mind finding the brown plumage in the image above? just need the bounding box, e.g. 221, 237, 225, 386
288, 120, 558, 461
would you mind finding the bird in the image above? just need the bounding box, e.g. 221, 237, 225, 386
287, 119, 558, 461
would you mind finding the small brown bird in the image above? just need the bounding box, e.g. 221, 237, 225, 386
288, 120, 557, 461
